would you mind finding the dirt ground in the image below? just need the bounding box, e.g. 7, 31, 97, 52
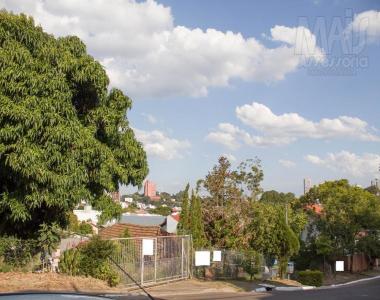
0, 273, 242, 296
0, 272, 125, 294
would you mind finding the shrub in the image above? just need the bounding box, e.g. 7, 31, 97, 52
298, 270, 323, 287
59, 248, 81, 276
78, 222, 93, 235
241, 250, 262, 280
0, 237, 39, 269
77, 236, 120, 287
92, 262, 120, 287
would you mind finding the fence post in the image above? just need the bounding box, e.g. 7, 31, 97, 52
187, 236, 190, 278
181, 237, 184, 278
140, 239, 144, 286
154, 237, 157, 283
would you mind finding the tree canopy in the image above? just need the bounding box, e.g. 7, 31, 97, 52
301, 180, 380, 257
0, 12, 148, 238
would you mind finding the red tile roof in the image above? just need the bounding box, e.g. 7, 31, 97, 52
171, 214, 180, 222
99, 223, 167, 239
305, 203, 323, 215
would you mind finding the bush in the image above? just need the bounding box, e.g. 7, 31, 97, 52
76, 236, 120, 287
78, 222, 93, 235
59, 248, 81, 276
298, 270, 323, 287
241, 251, 262, 280
0, 237, 39, 269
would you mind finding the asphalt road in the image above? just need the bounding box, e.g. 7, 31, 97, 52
269, 278, 380, 300
115, 277, 380, 300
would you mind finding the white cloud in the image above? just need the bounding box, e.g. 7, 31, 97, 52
270, 25, 324, 60
141, 113, 157, 124
0, 0, 324, 98
305, 151, 380, 177
278, 159, 296, 168
207, 102, 379, 149
349, 10, 380, 42
236, 102, 380, 141
205, 122, 291, 150
133, 128, 190, 160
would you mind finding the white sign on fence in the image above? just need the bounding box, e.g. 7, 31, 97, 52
336, 260, 344, 272
213, 250, 221, 262
142, 239, 154, 256
195, 251, 210, 266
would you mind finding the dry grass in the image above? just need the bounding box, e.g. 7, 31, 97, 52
0, 272, 124, 294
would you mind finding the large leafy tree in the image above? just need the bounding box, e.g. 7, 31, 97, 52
247, 201, 303, 277
0, 12, 148, 238
198, 156, 263, 249
301, 180, 380, 259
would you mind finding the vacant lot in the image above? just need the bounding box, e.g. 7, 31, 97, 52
0, 273, 241, 296
0, 272, 124, 294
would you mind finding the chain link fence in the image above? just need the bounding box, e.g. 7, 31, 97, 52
109, 235, 191, 287
193, 249, 270, 280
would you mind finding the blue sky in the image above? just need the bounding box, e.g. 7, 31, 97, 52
2, 0, 380, 195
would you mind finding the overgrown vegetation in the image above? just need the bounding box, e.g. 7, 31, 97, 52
297, 270, 323, 287
0, 11, 148, 240
0, 237, 40, 272
297, 179, 380, 273
59, 236, 120, 287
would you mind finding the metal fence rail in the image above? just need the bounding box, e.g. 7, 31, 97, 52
109, 235, 191, 287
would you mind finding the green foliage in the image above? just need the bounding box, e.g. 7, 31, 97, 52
198, 156, 264, 249
121, 228, 130, 238
233, 157, 264, 201
356, 232, 380, 261
59, 237, 120, 286
67, 212, 79, 233
178, 183, 190, 234
92, 262, 120, 287
37, 223, 60, 255
260, 190, 295, 205
297, 270, 323, 287
77, 222, 93, 235
247, 201, 302, 278
190, 191, 207, 248
149, 206, 171, 216
301, 180, 380, 257
315, 235, 334, 257
0, 237, 39, 268
77, 236, 119, 286
241, 250, 262, 280
59, 248, 80, 276
0, 11, 148, 239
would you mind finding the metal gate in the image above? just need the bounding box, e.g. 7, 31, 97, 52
110, 235, 191, 287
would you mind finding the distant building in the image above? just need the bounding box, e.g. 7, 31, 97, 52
144, 180, 160, 201
303, 178, 312, 195
73, 205, 101, 225
100, 213, 180, 237
123, 197, 133, 203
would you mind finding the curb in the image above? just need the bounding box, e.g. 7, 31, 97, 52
254, 284, 315, 292
275, 286, 315, 291
323, 274, 380, 289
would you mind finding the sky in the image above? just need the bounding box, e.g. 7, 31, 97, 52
1, 0, 380, 195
